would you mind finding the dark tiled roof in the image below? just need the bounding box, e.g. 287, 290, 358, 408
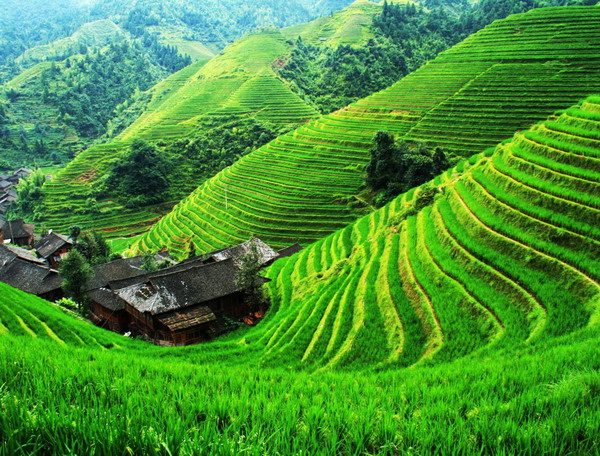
1, 219, 34, 240
157, 305, 216, 331
209, 238, 278, 267
89, 287, 126, 311
0, 245, 15, 268
87, 257, 145, 291
0, 180, 11, 190
35, 232, 73, 259
277, 244, 303, 258
117, 259, 246, 315
108, 255, 206, 290
0, 245, 60, 296
4, 244, 45, 264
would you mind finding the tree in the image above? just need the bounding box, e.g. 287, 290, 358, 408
7, 169, 46, 220
106, 139, 172, 207
366, 131, 399, 191
235, 241, 267, 313
69, 225, 82, 245
141, 253, 159, 272
366, 132, 456, 207
60, 249, 93, 312
74, 231, 111, 265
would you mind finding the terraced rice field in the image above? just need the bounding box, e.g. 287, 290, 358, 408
39, 30, 318, 236
0, 283, 130, 349
5, 95, 600, 371
254, 94, 600, 368
1, 97, 599, 452
134, 6, 600, 258
282, 0, 382, 46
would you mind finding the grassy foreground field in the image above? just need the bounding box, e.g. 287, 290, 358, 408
1, 95, 599, 454
133, 6, 600, 259
1, 320, 597, 455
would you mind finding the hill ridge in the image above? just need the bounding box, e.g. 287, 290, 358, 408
133, 5, 600, 258
39, 29, 319, 237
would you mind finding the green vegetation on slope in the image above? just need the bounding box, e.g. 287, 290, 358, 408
257, 95, 600, 369
134, 6, 600, 259
38, 30, 319, 238
282, 0, 384, 47
280, 0, 599, 114
0, 29, 192, 168
0, 0, 354, 83
1, 93, 599, 451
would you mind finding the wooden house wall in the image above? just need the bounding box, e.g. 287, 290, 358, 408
91, 302, 129, 332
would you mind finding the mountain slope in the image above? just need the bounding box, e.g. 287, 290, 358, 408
1, 96, 599, 453
257, 94, 600, 369
282, 0, 383, 47
0, 22, 192, 168
133, 6, 600, 258
16, 20, 126, 63
39, 30, 319, 236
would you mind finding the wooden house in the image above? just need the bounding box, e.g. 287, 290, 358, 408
1, 219, 35, 247
11, 168, 31, 182
35, 231, 73, 268
0, 244, 63, 300
87, 257, 146, 331
116, 259, 262, 346
87, 254, 186, 332
88, 288, 131, 333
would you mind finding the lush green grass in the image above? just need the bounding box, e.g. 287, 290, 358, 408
133, 6, 600, 259
1, 97, 600, 453
0, 325, 598, 455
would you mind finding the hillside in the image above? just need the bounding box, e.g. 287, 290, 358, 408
133, 6, 600, 258
0, 0, 357, 169
282, 0, 383, 47
16, 19, 126, 64
0, 96, 599, 453
0, 282, 134, 349
38, 30, 319, 237
258, 95, 600, 368
0, 23, 192, 168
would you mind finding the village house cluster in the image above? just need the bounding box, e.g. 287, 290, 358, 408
0, 224, 301, 346
0, 168, 30, 221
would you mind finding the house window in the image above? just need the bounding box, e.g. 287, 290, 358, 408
186, 330, 202, 341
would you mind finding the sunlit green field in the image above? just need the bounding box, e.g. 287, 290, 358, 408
2, 94, 599, 455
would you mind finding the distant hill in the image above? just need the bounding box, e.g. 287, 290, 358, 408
0, 0, 356, 169
16, 20, 126, 64
282, 0, 383, 47
132, 6, 600, 258
38, 30, 319, 237
0, 24, 192, 168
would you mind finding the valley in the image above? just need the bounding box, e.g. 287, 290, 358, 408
0, 1, 599, 454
